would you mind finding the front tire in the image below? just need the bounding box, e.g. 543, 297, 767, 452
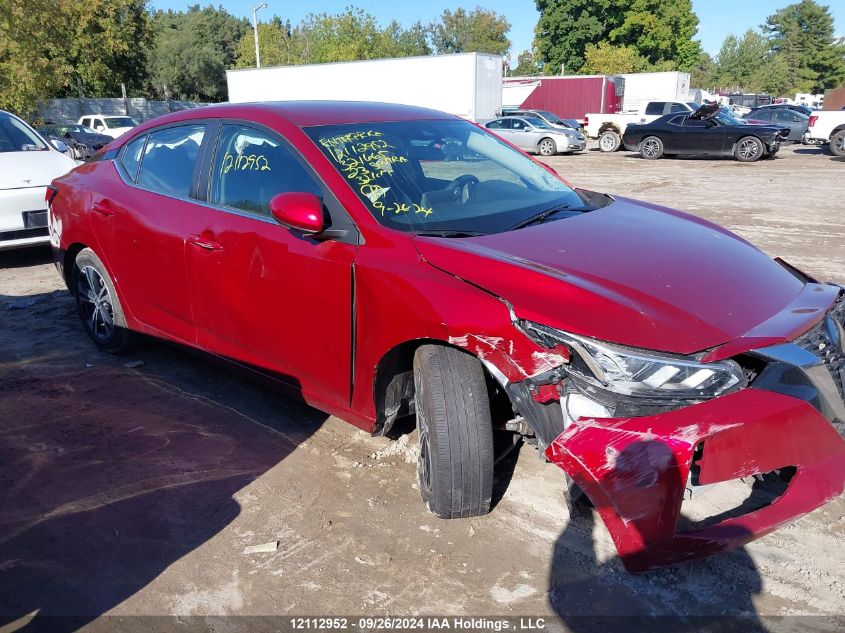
413, 345, 494, 519
72, 248, 135, 354
598, 130, 621, 152
639, 136, 664, 160
830, 130, 845, 157
538, 137, 557, 156
734, 136, 764, 162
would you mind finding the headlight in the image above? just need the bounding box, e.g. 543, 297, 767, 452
519, 320, 746, 401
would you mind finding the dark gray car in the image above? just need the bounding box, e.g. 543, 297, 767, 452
744, 109, 809, 143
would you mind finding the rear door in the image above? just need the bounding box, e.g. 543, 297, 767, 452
184, 122, 357, 403
96, 123, 209, 343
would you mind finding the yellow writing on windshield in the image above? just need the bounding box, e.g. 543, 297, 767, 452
319, 130, 428, 217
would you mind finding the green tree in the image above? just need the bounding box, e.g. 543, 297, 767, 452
149, 5, 249, 101
608, 0, 701, 70
511, 50, 542, 76
690, 52, 719, 88
715, 30, 770, 91
580, 42, 650, 74
534, 0, 624, 73
763, 0, 845, 92
430, 7, 511, 56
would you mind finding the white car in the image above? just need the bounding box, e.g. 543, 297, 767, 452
0, 110, 78, 250
484, 116, 586, 155
77, 114, 139, 139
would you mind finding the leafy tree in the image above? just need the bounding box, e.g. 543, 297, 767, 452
580, 42, 650, 74
690, 52, 719, 88
608, 0, 701, 70
0, 0, 152, 116
149, 5, 249, 101
763, 0, 845, 92
534, 0, 624, 73
715, 30, 770, 91
511, 50, 542, 76
430, 7, 511, 56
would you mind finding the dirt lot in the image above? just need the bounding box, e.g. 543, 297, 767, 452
1, 144, 843, 631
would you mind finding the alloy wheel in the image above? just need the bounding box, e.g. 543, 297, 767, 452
77, 266, 114, 342
642, 139, 660, 158
835, 135, 845, 154
600, 134, 617, 152
738, 138, 760, 160
539, 139, 555, 156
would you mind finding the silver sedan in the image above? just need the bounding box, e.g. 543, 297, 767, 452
484, 116, 586, 156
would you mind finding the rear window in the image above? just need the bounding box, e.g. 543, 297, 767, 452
105, 117, 138, 129
136, 125, 205, 197
645, 102, 666, 115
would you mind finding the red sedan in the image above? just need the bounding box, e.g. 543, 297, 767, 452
47, 102, 845, 572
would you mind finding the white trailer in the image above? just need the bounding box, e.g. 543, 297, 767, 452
226, 53, 503, 122
619, 71, 691, 113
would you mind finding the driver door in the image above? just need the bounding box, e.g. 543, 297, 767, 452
185, 122, 358, 404
680, 117, 725, 153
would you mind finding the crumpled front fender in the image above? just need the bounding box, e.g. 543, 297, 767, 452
545, 388, 845, 572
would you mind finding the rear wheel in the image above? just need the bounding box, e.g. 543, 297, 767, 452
830, 130, 845, 157
538, 137, 557, 156
598, 130, 621, 152
639, 136, 664, 160
413, 345, 494, 519
734, 136, 764, 162
72, 248, 135, 354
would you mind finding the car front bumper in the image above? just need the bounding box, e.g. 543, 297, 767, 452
558, 136, 586, 152
0, 186, 50, 250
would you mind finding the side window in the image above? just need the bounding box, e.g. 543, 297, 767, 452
119, 134, 147, 182
210, 124, 320, 217
645, 102, 665, 115
512, 119, 525, 130
93, 119, 104, 130
668, 116, 685, 126
81, 118, 90, 128
682, 118, 706, 127
137, 125, 205, 197
485, 119, 503, 129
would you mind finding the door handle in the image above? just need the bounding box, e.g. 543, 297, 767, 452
91, 200, 114, 216
188, 234, 223, 251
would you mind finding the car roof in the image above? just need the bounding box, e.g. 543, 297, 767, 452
125, 101, 457, 133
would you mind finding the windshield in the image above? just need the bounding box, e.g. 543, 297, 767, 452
713, 111, 744, 126
0, 113, 48, 152
305, 119, 585, 235
534, 110, 564, 124
105, 117, 138, 129
524, 117, 552, 129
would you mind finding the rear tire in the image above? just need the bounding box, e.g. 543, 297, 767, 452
72, 248, 135, 354
639, 136, 664, 159
598, 130, 621, 152
830, 130, 845, 157
734, 136, 764, 162
538, 137, 557, 156
413, 345, 494, 519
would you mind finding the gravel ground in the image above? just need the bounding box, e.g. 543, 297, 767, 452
0, 143, 843, 632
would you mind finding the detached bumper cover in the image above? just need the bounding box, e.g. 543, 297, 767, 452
545, 388, 845, 572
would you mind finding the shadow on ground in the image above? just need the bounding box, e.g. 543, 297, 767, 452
0, 248, 329, 631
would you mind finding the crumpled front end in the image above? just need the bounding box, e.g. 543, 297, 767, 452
545, 388, 845, 572
538, 290, 845, 572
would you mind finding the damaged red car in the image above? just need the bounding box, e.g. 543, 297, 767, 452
48, 102, 845, 572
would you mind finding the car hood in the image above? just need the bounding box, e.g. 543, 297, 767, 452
414, 197, 815, 355
0, 150, 77, 189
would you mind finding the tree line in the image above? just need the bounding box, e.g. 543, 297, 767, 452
1, 0, 843, 117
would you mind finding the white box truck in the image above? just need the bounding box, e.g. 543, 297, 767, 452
226, 53, 503, 122
619, 71, 691, 113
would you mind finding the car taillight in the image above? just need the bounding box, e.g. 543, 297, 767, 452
45, 185, 58, 206
808, 115, 817, 128
584, 116, 589, 127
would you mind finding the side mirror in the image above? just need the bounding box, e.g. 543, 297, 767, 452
269, 192, 324, 234
50, 139, 69, 153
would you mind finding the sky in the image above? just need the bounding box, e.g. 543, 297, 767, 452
150, 0, 845, 58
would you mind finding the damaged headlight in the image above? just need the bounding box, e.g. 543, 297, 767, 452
519, 321, 746, 401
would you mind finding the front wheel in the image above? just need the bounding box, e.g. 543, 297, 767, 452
598, 130, 621, 152
413, 345, 494, 519
639, 136, 664, 160
734, 136, 764, 162
830, 130, 845, 157
538, 137, 557, 156
72, 248, 135, 354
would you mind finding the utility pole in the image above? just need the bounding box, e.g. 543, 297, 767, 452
252, 3, 268, 68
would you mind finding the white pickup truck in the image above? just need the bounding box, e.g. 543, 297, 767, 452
806, 111, 845, 156
585, 101, 697, 152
